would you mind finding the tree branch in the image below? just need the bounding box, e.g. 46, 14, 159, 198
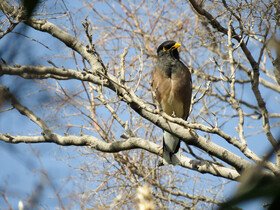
1, 63, 279, 175
1, 0, 279, 180
0, 84, 54, 139
0, 132, 241, 180
187, 0, 278, 155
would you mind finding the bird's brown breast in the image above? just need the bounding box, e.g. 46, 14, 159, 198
152, 63, 191, 120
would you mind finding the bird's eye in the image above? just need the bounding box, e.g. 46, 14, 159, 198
163, 46, 172, 51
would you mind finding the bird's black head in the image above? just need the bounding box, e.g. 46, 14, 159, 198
157, 40, 181, 59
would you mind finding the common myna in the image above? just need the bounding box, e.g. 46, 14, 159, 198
152, 40, 192, 165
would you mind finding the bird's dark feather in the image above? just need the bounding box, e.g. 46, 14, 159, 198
152, 40, 192, 165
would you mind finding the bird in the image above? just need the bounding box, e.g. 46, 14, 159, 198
152, 40, 192, 165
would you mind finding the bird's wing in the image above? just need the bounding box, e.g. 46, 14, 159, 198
171, 63, 192, 120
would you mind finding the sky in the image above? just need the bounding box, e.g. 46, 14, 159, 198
0, 0, 279, 209
0, 13, 80, 208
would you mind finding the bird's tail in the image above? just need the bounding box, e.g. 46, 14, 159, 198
162, 131, 181, 165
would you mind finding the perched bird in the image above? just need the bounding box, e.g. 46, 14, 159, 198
152, 40, 192, 165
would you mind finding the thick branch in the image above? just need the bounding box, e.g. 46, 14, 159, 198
0, 0, 103, 73
0, 64, 106, 85
1, 63, 279, 175
0, 133, 240, 180
1, 0, 279, 178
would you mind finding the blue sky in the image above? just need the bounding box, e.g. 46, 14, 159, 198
0, 0, 279, 209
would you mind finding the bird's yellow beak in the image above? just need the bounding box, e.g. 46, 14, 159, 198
172, 43, 181, 50
163, 43, 181, 51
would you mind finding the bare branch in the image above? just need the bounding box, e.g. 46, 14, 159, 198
0, 132, 241, 180
0, 84, 54, 139
187, 0, 278, 157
